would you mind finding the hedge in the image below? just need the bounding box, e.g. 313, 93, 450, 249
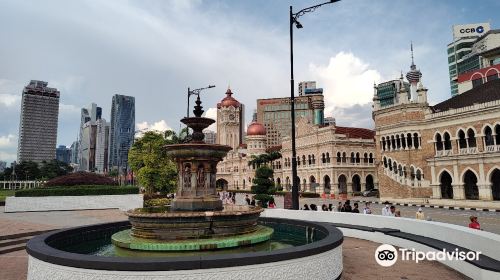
15, 186, 139, 197
45, 172, 117, 187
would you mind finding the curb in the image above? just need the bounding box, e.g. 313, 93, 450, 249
353, 199, 500, 212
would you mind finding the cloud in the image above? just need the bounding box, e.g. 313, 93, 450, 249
59, 103, 81, 115
0, 151, 16, 163
309, 52, 382, 117
0, 134, 17, 148
0, 94, 20, 107
136, 120, 172, 135
203, 107, 217, 132
332, 103, 374, 129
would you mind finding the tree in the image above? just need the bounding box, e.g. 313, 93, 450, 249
14, 161, 40, 180
251, 165, 276, 208
39, 160, 73, 180
248, 151, 282, 168
128, 130, 179, 195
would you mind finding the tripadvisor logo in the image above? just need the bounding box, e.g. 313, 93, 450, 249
375, 244, 481, 267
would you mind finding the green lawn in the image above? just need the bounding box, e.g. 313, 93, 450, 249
0, 189, 15, 202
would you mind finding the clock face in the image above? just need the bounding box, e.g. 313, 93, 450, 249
229, 114, 235, 120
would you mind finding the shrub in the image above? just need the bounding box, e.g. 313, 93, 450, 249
15, 186, 138, 197
44, 172, 117, 187
143, 198, 172, 208
251, 166, 276, 208
300, 192, 320, 198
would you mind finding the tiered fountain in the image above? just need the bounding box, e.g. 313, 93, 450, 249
112, 96, 273, 251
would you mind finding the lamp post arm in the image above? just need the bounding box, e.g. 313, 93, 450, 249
292, 0, 339, 21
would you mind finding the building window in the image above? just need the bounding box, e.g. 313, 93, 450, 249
467, 129, 476, 148
444, 132, 452, 150
472, 78, 483, 88
487, 74, 499, 82
458, 130, 467, 149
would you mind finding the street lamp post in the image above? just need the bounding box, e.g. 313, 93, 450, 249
289, 0, 340, 210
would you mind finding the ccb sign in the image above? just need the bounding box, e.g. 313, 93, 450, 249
453, 23, 490, 39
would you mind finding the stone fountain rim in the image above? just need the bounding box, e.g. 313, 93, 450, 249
125, 205, 264, 218
26, 217, 343, 271
164, 143, 232, 150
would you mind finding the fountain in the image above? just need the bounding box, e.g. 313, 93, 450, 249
112, 95, 273, 251
25, 94, 343, 280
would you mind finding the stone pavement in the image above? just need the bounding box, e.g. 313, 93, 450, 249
0, 207, 471, 280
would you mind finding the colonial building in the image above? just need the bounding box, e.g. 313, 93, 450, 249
373, 55, 500, 203
216, 89, 377, 194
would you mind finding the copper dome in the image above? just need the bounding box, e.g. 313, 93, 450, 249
247, 121, 266, 136
218, 88, 240, 108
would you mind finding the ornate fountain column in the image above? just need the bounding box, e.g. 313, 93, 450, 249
167, 96, 232, 211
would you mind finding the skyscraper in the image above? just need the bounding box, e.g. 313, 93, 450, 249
17, 80, 60, 163
77, 103, 102, 168
56, 145, 71, 164
95, 118, 110, 173
447, 23, 490, 96
108, 94, 135, 174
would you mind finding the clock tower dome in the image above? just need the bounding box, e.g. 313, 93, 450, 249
216, 88, 245, 150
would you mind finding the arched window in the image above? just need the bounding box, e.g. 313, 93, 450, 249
467, 128, 476, 148
382, 137, 386, 151
322, 153, 325, 163
407, 133, 413, 148
484, 126, 494, 146
393, 162, 397, 174
391, 136, 396, 150
356, 152, 360, 163
336, 152, 341, 163
443, 132, 452, 150
350, 152, 355, 163
363, 153, 368, 164
312, 155, 315, 164
383, 157, 387, 168
401, 133, 406, 149
388, 159, 392, 171
410, 166, 415, 180
495, 125, 500, 145
308, 155, 311, 165
416, 169, 422, 181
326, 152, 330, 163
387, 137, 391, 150
414, 133, 420, 149
369, 153, 373, 163
302, 155, 306, 165
435, 133, 443, 151
398, 164, 402, 176
342, 152, 346, 163
458, 130, 467, 149
403, 166, 407, 178
396, 135, 401, 149
297, 156, 300, 166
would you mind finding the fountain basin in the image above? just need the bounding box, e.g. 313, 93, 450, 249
122, 205, 266, 244
26, 217, 343, 280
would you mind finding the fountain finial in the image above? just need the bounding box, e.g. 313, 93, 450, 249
193, 95, 204, 117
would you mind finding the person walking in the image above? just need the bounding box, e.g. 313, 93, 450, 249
468, 216, 481, 230
321, 204, 328, 211
389, 205, 396, 217
343, 200, 352, 212
382, 203, 391, 216
352, 202, 360, 213
328, 204, 333, 211
415, 208, 425, 220
250, 197, 256, 206
303, 204, 310, 210
363, 202, 372, 214
337, 202, 343, 212
245, 195, 251, 205
268, 199, 276, 208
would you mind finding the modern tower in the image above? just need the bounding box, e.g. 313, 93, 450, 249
447, 23, 490, 96
108, 94, 135, 175
17, 80, 60, 163
406, 43, 422, 101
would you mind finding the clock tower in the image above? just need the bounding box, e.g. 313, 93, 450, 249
216, 88, 244, 150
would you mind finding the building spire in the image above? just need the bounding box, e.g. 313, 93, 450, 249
411, 41, 415, 66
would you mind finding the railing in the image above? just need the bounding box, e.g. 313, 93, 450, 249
1, 180, 45, 190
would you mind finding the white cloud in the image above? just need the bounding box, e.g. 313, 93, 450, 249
0, 134, 17, 148
0, 94, 20, 107
309, 52, 383, 116
59, 103, 81, 115
203, 107, 217, 132
0, 151, 16, 163
136, 120, 172, 135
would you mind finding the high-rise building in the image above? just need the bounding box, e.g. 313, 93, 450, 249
456, 29, 500, 94
95, 118, 110, 173
70, 140, 79, 164
324, 117, 336, 126
447, 23, 491, 96
256, 82, 324, 147
108, 94, 135, 174
77, 103, 102, 167
79, 121, 97, 171
216, 88, 245, 150
56, 145, 71, 164
298, 81, 316, 96
17, 80, 60, 163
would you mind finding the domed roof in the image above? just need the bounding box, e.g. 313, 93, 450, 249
247, 121, 266, 136
218, 88, 240, 108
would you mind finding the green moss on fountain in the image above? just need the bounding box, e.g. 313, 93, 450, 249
112, 226, 274, 251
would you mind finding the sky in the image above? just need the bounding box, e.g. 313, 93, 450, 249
0, 0, 499, 163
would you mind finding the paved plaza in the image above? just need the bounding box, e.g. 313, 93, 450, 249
0, 205, 482, 280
